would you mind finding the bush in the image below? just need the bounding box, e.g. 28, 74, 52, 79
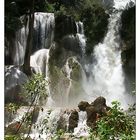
95, 101, 135, 140
23, 73, 48, 104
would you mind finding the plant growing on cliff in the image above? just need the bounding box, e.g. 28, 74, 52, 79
95, 101, 135, 140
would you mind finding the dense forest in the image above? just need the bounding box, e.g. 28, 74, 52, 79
5, 0, 135, 139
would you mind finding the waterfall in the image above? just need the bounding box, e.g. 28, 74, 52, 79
13, 13, 54, 65
84, 0, 135, 108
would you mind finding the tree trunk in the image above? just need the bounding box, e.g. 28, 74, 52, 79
23, 0, 34, 76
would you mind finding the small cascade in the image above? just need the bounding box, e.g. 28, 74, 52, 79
30, 48, 55, 107
73, 111, 89, 137
63, 57, 87, 106
13, 13, 54, 65
65, 59, 72, 105
76, 22, 86, 55
30, 49, 50, 76
28, 108, 71, 139
29, 108, 62, 139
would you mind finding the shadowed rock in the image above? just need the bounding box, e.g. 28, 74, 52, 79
91, 96, 107, 114
68, 110, 78, 132
78, 101, 90, 111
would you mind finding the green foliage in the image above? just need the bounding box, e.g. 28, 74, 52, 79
5, 103, 20, 114
80, 5, 109, 55
23, 73, 48, 103
51, 129, 65, 140
43, 1, 55, 13
95, 101, 135, 140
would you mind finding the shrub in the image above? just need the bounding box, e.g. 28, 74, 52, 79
95, 101, 135, 140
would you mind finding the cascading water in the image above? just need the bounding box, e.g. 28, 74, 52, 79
30, 49, 50, 76
29, 109, 62, 139
73, 111, 89, 138
13, 12, 54, 65
76, 22, 86, 55
65, 59, 72, 105
14, 15, 29, 65
33, 13, 54, 50
84, 0, 135, 109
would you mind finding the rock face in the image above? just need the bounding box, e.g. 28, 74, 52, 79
68, 110, 78, 132
120, 6, 135, 92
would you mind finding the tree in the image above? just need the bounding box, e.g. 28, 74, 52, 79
22, 0, 35, 76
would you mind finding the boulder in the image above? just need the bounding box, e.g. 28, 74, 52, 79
5, 66, 28, 103
91, 96, 107, 114
78, 101, 90, 111
68, 110, 78, 132
5, 121, 29, 135
57, 115, 67, 131
85, 105, 97, 129
57, 111, 70, 131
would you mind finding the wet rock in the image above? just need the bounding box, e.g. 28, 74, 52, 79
5, 66, 28, 103
78, 101, 90, 111
68, 110, 78, 132
91, 96, 107, 114
120, 6, 135, 91
57, 116, 67, 131
5, 121, 29, 135
32, 107, 40, 123
86, 105, 97, 129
